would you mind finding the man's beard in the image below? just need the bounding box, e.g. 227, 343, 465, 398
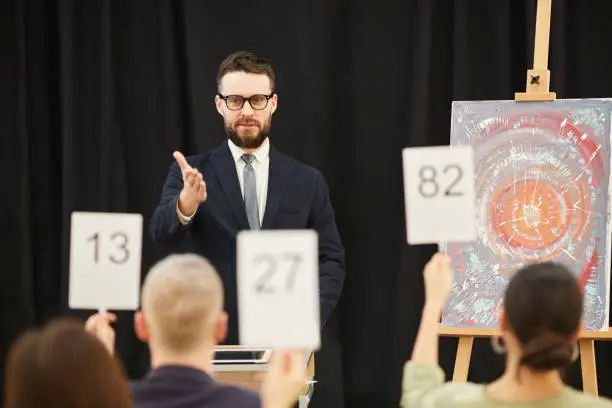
225, 117, 272, 149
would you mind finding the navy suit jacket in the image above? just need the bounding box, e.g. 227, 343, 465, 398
131, 365, 260, 408
149, 141, 345, 344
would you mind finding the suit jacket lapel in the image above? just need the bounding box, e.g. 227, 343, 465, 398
209, 143, 251, 230
262, 146, 290, 229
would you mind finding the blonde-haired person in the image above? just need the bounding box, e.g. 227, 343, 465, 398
401, 253, 612, 407
86, 253, 307, 408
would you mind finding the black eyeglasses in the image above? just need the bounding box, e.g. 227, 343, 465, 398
218, 93, 275, 111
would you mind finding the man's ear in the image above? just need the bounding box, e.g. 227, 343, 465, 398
270, 93, 278, 114
215, 94, 224, 117
214, 311, 228, 344
134, 311, 150, 343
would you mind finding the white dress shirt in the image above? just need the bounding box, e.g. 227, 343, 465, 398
177, 138, 270, 225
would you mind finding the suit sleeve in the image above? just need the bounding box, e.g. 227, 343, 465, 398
149, 161, 193, 247
309, 171, 345, 328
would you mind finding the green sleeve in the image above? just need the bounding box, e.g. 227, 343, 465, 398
400, 361, 484, 407
400, 362, 446, 407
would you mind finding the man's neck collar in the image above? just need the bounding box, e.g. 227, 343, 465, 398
227, 137, 270, 162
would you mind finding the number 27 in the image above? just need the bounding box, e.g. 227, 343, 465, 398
253, 253, 302, 293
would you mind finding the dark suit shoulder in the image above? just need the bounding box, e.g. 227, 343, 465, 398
180, 151, 213, 170
179, 142, 236, 170
272, 148, 324, 179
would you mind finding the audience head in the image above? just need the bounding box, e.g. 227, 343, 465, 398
500, 261, 583, 372
135, 254, 227, 355
4, 318, 131, 408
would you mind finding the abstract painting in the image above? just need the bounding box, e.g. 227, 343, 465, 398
442, 99, 612, 331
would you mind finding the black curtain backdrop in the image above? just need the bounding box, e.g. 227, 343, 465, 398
2, 0, 612, 407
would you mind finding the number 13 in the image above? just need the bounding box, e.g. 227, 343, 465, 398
87, 232, 130, 264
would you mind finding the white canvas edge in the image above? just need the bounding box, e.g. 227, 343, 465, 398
604, 109, 612, 331
451, 98, 612, 104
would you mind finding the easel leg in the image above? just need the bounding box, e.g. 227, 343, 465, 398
453, 336, 474, 382
579, 339, 598, 397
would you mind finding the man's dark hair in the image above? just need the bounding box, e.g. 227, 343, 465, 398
216, 51, 275, 91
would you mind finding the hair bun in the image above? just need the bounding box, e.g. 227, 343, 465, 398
519, 330, 574, 371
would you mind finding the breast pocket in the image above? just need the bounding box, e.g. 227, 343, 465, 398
275, 205, 309, 228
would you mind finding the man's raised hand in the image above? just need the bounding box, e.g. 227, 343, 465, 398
174, 151, 207, 216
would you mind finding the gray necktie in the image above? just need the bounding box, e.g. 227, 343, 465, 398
241, 154, 260, 230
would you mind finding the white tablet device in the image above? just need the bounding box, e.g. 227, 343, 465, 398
212, 349, 272, 364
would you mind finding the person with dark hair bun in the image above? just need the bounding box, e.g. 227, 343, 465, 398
3, 318, 132, 408
501, 261, 583, 373
400, 253, 612, 407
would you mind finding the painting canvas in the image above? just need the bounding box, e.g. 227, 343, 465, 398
442, 99, 612, 331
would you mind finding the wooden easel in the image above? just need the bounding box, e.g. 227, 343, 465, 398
439, 0, 612, 397
439, 326, 612, 396
514, 0, 556, 101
